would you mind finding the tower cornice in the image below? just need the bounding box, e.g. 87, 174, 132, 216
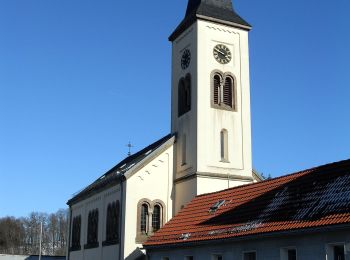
169, 0, 251, 41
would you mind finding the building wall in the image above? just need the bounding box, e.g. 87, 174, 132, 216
147, 229, 350, 260
123, 145, 174, 259
68, 185, 122, 260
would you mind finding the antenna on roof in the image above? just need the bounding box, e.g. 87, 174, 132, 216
126, 142, 134, 156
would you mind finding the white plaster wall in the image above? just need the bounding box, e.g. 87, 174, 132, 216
68, 185, 121, 260
196, 176, 251, 195
171, 24, 198, 178
123, 145, 174, 259
196, 20, 252, 178
148, 229, 350, 260
172, 20, 254, 211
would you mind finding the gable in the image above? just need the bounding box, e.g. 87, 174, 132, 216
67, 134, 175, 206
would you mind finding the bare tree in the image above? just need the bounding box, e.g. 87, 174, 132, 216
0, 209, 68, 256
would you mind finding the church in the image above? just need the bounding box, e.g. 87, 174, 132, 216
66, 1, 350, 260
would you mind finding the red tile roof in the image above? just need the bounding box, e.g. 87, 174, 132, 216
144, 159, 350, 247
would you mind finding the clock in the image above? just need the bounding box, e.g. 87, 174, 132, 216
213, 44, 232, 64
181, 49, 191, 70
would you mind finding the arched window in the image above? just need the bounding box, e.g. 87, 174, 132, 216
136, 199, 166, 243
140, 204, 148, 234
220, 129, 228, 162
85, 209, 99, 249
178, 74, 191, 117
152, 204, 161, 232
212, 71, 236, 111
71, 215, 81, 251
104, 201, 119, 245
213, 74, 221, 105
223, 76, 233, 108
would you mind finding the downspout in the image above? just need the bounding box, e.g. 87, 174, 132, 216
66, 206, 72, 260
119, 176, 126, 260
166, 153, 170, 220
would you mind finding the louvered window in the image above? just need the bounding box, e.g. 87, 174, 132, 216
212, 71, 236, 111
141, 204, 148, 234
223, 77, 233, 108
213, 74, 221, 105
178, 74, 191, 117
152, 205, 161, 232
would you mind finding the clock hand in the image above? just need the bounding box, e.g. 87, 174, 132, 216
215, 48, 226, 56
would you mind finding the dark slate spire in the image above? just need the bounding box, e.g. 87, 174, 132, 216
169, 0, 251, 41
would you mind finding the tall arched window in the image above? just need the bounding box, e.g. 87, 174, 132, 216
220, 129, 228, 162
152, 204, 161, 232
178, 74, 191, 117
213, 74, 221, 105
140, 204, 148, 234
85, 209, 99, 249
223, 76, 233, 108
71, 215, 81, 251
212, 71, 236, 111
104, 201, 119, 245
136, 199, 166, 243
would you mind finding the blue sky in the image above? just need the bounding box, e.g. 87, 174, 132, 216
0, 0, 349, 218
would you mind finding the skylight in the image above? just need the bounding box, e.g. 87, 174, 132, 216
209, 200, 225, 213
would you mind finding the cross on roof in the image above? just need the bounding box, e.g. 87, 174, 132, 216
126, 142, 134, 156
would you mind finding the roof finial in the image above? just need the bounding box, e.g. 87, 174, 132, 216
126, 142, 134, 156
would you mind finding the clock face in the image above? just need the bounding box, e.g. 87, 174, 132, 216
181, 49, 191, 70
213, 44, 232, 64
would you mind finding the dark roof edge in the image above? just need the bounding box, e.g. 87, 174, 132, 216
169, 14, 251, 42
144, 223, 350, 249
67, 134, 175, 206
124, 135, 176, 180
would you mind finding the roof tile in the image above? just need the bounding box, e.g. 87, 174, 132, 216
145, 159, 350, 247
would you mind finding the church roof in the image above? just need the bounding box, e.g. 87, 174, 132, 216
169, 0, 251, 41
67, 134, 175, 205
144, 158, 350, 248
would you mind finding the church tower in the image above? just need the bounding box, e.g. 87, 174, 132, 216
170, 0, 254, 212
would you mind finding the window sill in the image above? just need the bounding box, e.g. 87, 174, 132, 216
69, 245, 81, 252
84, 242, 99, 250
211, 104, 236, 112
102, 239, 119, 247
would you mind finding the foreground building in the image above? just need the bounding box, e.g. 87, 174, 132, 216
66, 0, 261, 259
144, 159, 350, 260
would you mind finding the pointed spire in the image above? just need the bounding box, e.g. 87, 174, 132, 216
169, 0, 251, 41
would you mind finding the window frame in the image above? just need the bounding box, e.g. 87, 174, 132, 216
280, 247, 297, 260
326, 243, 346, 260
136, 199, 166, 243
220, 129, 229, 162
102, 200, 120, 247
242, 250, 257, 260
178, 73, 192, 117
84, 208, 99, 249
211, 70, 237, 112
70, 215, 82, 251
